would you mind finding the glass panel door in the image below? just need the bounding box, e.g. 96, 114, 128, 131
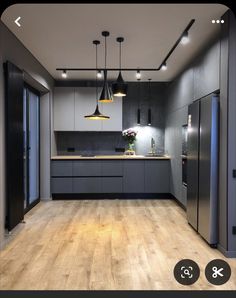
23, 85, 40, 212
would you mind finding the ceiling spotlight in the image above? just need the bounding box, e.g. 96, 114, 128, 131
62, 70, 67, 78
161, 63, 167, 71
97, 70, 102, 78
136, 70, 141, 79
181, 32, 189, 45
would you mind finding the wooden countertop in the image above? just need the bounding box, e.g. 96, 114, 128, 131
51, 155, 170, 160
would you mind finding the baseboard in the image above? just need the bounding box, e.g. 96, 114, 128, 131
52, 193, 173, 200
218, 244, 236, 258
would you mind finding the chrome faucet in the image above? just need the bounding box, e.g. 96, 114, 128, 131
151, 137, 156, 155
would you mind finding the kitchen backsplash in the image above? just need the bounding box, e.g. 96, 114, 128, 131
55, 129, 165, 156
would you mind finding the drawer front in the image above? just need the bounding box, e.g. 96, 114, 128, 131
123, 161, 145, 193
73, 177, 102, 193
101, 161, 123, 176
73, 161, 102, 176
51, 161, 73, 177
101, 177, 123, 193
51, 178, 73, 193
144, 161, 170, 193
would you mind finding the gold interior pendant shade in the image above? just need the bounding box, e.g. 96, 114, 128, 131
84, 104, 110, 120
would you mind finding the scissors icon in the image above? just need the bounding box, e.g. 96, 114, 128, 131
212, 266, 224, 278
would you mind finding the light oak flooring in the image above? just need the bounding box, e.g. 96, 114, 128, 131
0, 199, 235, 290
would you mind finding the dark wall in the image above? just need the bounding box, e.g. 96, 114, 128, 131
55, 82, 167, 156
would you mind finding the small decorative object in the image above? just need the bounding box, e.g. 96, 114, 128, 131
122, 128, 138, 155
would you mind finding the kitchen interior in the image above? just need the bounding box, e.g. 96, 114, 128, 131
0, 3, 236, 291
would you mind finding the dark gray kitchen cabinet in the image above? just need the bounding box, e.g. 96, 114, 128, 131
51, 177, 73, 193
51, 161, 73, 177
101, 177, 123, 193
193, 41, 220, 101
144, 160, 170, 193
123, 161, 145, 193
73, 161, 102, 176
101, 160, 123, 176
73, 177, 102, 193
51, 159, 170, 195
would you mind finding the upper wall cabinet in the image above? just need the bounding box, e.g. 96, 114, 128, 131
53, 87, 123, 131
193, 41, 220, 101
53, 87, 75, 131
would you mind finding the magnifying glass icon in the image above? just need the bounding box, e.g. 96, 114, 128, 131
184, 269, 190, 276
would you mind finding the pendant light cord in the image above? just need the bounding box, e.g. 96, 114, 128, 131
105, 35, 107, 70
95, 44, 98, 104
119, 42, 121, 71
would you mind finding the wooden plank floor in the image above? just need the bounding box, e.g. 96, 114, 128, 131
0, 200, 235, 290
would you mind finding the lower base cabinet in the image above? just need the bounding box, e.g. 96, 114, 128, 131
123, 161, 145, 193
51, 160, 170, 195
102, 177, 123, 193
144, 160, 170, 193
51, 177, 73, 194
73, 177, 102, 193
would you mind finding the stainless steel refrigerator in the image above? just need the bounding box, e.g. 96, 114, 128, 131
187, 93, 219, 246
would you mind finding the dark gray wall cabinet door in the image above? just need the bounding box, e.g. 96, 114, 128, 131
123, 161, 145, 193
144, 161, 170, 193
73, 161, 102, 176
51, 178, 73, 193
73, 177, 102, 193
51, 161, 73, 177
193, 41, 220, 101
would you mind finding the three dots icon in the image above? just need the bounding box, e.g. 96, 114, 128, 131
212, 19, 224, 24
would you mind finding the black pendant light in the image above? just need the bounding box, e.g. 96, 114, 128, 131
84, 40, 110, 120
137, 78, 141, 125
112, 37, 128, 97
99, 31, 113, 103
147, 79, 152, 126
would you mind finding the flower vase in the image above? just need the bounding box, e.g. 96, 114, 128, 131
125, 142, 135, 156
